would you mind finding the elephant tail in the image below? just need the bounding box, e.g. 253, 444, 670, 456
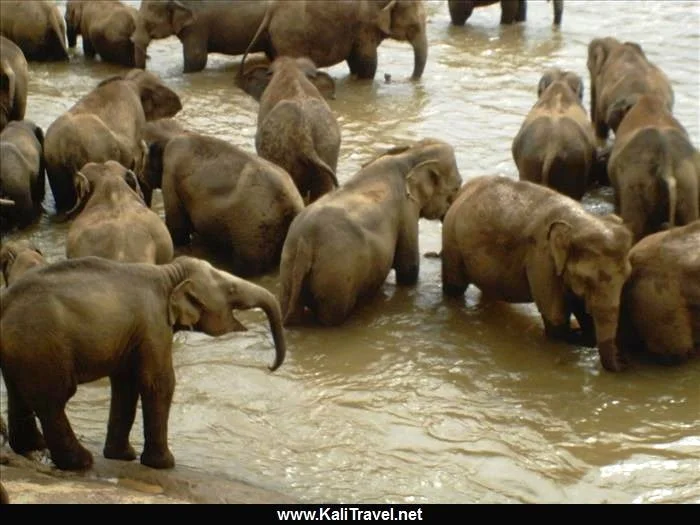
656, 138, 677, 229
281, 236, 313, 325
305, 150, 339, 191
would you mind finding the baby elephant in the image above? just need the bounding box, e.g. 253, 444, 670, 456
0, 36, 28, 132
0, 119, 45, 230
617, 220, 700, 365
66, 160, 174, 264
0, 255, 286, 471
607, 94, 700, 242
65, 0, 139, 67
280, 138, 463, 326
512, 69, 598, 201
256, 56, 341, 204
442, 176, 633, 372
0, 239, 46, 286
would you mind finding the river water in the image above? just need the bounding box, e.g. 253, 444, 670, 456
1, 0, 699, 504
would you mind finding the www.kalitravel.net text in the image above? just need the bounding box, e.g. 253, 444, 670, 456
277, 507, 424, 521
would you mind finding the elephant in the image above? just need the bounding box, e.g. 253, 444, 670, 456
143, 132, 305, 277
255, 56, 341, 204
280, 138, 463, 326
448, 0, 563, 26
0, 255, 286, 471
617, 220, 699, 365
512, 69, 598, 201
131, 0, 272, 73
0, 0, 69, 62
239, 0, 429, 81
43, 69, 182, 213
65, 160, 174, 265
587, 37, 674, 143
441, 175, 633, 372
606, 94, 700, 242
0, 239, 46, 287
65, 0, 139, 67
0, 120, 45, 231
237, 55, 336, 103
0, 36, 28, 133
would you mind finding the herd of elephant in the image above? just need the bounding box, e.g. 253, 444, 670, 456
0, 0, 698, 501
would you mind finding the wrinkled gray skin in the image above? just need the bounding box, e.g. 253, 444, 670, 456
512, 69, 597, 201
239, 0, 428, 81
132, 0, 272, 73
65, 0, 139, 67
587, 37, 674, 144
280, 138, 463, 326
448, 0, 563, 26
0, 1, 69, 61
144, 133, 304, 277
256, 57, 341, 204
66, 160, 174, 265
0, 36, 28, 132
441, 176, 633, 372
617, 220, 700, 365
607, 94, 700, 242
237, 56, 336, 103
0, 255, 286, 471
0, 120, 45, 231
0, 239, 47, 287
44, 69, 182, 213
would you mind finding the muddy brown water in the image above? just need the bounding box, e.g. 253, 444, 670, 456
1, 1, 699, 504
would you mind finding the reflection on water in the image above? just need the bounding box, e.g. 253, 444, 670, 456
2, 0, 699, 504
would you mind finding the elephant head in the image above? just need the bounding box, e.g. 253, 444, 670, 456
132, 0, 195, 68
68, 160, 144, 217
169, 256, 286, 371
547, 214, 633, 371
537, 68, 584, 102
238, 57, 337, 102
0, 239, 46, 286
371, 0, 428, 79
119, 69, 183, 120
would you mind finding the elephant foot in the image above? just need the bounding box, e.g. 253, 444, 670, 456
9, 418, 46, 454
140, 447, 175, 469
103, 442, 137, 462
442, 282, 468, 297
51, 443, 94, 471
597, 339, 629, 372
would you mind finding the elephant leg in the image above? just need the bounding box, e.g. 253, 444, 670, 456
500, 0, 519, 24
82, 37, 96, 59
180, 29, 208, 73
515, 0, 527, 22
5, 379, 46, 454
594, 119, 610, 142
36, 406, 93, 470
448, 1, 474, 26
346, 44, 378, 80
393, 220, 419, 285
103, 373, 139, 461
139, 363, 175, 469
569, 295, 597, 347
441, 244, 469, 297
163, 190, 194, 246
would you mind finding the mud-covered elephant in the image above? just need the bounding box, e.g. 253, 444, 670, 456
512, 69, 597, 201
617, 220, 699, 365
0, 120, 45, 231
587, 37, 673, 143
606, 94, 699, 242
0, 36, 28, 132
0, 239, 46, 287
442, 176, 633, 372
0, 255, 286, 471
448, 0, 563, 26
143, 133, 304, 277
255, 56, 340, 204
65, 0, 139, 67
44, 69, 182, 213
66, 160, 174, 265
237, 55, 336, 102
0, 0, 69, 62
239, 0, 428, 81
131, 0, 272, 73
280, 138, 463, 326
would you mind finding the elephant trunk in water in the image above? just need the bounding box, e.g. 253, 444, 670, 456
591, 304, 626, 373
238, 280, 287, 372
410, 29, 428, 80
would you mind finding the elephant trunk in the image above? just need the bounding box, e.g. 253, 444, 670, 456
239, 282, 287, 372
592, 306, 627, 373
410, 29, 428, 80
66, 24, 77, 48
131, 22, 151, 69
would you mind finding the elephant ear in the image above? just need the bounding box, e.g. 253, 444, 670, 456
170, 0, 195, 34
537, 71, 557, 98
547, 220, 572, 277
405, 160, 440, 204
1, 60, 16, 105
376, 0, 397, 36
64, 171, 91, 217
168, 279, 202, 327
606, 95, 638, 133
123, 169, 146, 203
